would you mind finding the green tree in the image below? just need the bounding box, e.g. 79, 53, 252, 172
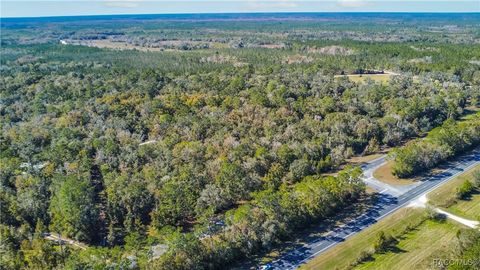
49, 175, 100, 243
456, 180, 474, 200
373, 231, 397, 253
151, 231, 205, 270
22, 220, 64, 269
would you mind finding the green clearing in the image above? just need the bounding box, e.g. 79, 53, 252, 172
428, 164, 480, 221
335, 74, 393, 84
354, 220, 461, 270
447, 195, 480, 221
347, 74, 392, 84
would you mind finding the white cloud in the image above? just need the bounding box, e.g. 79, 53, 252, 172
337, 0, 367, 8
247, 0, 299, 10
104, 0, 143, 8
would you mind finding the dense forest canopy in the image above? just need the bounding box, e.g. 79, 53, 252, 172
1, 13, 480, 269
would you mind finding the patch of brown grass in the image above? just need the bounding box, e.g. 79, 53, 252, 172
373, 161, 417, 186
347, 153, 383, 166
365, 186, 378, 194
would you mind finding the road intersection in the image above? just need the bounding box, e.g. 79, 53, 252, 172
263, 148, 480, 270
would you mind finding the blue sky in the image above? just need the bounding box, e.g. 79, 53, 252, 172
1, 1, 479, 18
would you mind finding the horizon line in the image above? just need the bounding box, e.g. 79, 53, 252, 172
3, 11, 480, 19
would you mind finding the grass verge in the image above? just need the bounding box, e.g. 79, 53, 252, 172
299, 207, 426, 270
428, 164, 480, 221
372, 161, 417, 186
354, 220, 462, 270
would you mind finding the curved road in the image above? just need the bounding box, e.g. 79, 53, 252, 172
263, 149, 480, 270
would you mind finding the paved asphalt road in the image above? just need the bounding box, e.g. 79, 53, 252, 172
263, 149, 480, 270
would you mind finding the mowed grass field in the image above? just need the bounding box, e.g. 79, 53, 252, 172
428, 164, 480, 220
447, 194, 480, 221
335, 74, 393, 84
354, 220, 461, 270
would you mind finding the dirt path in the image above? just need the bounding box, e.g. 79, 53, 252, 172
44, 233, 88, 250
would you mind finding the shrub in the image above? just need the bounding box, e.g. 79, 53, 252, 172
373, 231, 397, 253
425, 206, 446, 222
455, 180, 474, 200
348, 249, 374, 268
